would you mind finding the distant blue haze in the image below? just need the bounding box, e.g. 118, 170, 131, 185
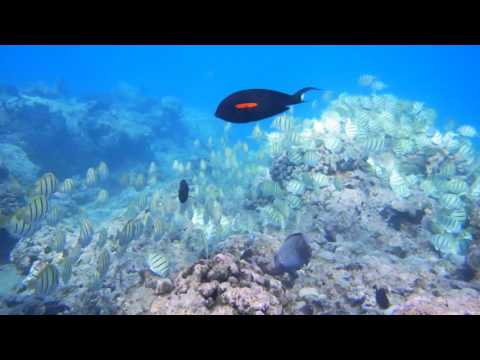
1, 45, 479, 143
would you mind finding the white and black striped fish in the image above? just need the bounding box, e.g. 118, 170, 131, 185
33, 263, 59, 296
21, 195, 49, 224
61, 178, 75, 193
47, 206, 60, 226
35, 172, 58, 197
147, 252, 169, 277
97, 228, 108, 248
96, 250, 111, 279
59, 257, 73, 284
52, 228, 66, 253
79, 219, 94, 247
86, 167, 97, 187
96, 189, 109, 203
118, 219, 143, 246
97, 161, 109, 181
69, 240, 82, 262
8, 216, 39, 238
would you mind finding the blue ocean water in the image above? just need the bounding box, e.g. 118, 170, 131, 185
1, 45, 479, 143
2, 45, 480, 314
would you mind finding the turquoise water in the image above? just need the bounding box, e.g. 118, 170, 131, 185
0, 45, 480, 314
1, 45, 479, 143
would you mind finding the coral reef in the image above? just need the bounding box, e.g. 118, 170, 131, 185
145, 253, 285, 315
2, 84, 480, 315
0, 86, 195, 179
0, 143, 39, 185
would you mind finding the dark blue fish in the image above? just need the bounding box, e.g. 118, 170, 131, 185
178, 179, 189, 203
274, 233, 312, 274
374, 286, 390, 309
215, 88, 318, 123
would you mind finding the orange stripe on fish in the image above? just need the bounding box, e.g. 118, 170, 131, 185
235, 102, 258, 109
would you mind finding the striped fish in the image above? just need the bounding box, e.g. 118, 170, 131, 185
142, 212, 154, 236
96, 189, 109, 203
363, 136, 386, 153
8, 216, 39, 238
389, 172, 410, 198
284, 132, 302, 146
97, 228, 108, 248
148, 161, 158, 175
439, 194, 463, 210
47, 206, 60, 226
86, 167, 97, 187
393, 139, 414, 156
21, 195, 49, 223
431, 234, 459, 256
286, 180, 305, 196
59, 257, 73, 284
257, 180, 282, 198
133, 174, 145, 191
272, 114, 295, 132
437, 161, 456, 178
148, 174, 158, 186
311, 173, 330, 188
118, 219, 143, 246
470, 177, 480, 199
420, 180, 437, 198
304, 151, 319, 167
251, 123, 263, 141
458, 125, 477, 138
273, 199, 290, 219
35, 172, 58, 197
119, 172, 131, 188
96, 250, 111, 279
97, 161, 109, 181
444, 179, 469, 195
287, 150, 303, 165
286, 195, 302, 209
455, 143, 474, 161
262, 205, 285, 229
147, 252, 169, 277
153, 217, 164, 235
79, 219, 94, 247
411, 101, 424, 114
61, 178, 75, 193
368, 116, 384, 134
33, 263, 59, 296
69, 239, 82, 262
135, 193, 148, 211
450, 208, 467, 223
268, 140, 283, 156
344, 118, 358, 140
437, 212, 464, 234
53, 228, 66, 253
324, 137, 342, 153
431, 131, 443, 145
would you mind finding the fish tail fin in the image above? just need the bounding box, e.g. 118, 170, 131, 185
292, 87, 320, 103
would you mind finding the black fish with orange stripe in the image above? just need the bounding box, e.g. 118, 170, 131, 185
215, 87, 318, 123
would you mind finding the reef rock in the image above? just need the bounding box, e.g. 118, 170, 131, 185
0, 143, 39, 185
392, 289, 480, 315
144, 253, 286, 315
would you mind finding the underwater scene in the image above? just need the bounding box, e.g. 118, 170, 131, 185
0, 45, 480, 315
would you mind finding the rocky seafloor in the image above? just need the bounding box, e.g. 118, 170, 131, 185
2, 173, 480, 315
2, 81, 480, 315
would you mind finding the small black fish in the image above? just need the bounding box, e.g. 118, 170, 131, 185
215, 87, 318, 123
274, 232, 312, 275
178, 179, 189, 203
374, 286, 390, 309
